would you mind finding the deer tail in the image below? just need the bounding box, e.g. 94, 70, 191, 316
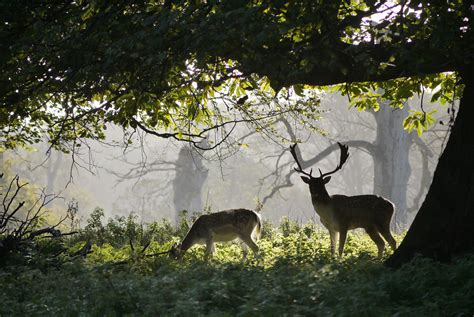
253, 211, 262, 240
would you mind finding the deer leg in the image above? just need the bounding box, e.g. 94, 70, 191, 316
205, 238, 215, 259
338, 229, 348, 257
365, 228, 385, 258
329, 230, 339, 257
240, 242, 249, 261
379, 226, 397, 252
239, 234, 259, 257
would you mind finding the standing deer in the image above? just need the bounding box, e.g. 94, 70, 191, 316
290, 143, 397, 258
170, 209, 261, 259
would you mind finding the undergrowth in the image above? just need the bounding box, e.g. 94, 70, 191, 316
0, 211, 473, 316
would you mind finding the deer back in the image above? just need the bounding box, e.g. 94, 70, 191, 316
320, 194, 394, 230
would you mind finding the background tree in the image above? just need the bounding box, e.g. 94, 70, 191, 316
172, 144, 208, 222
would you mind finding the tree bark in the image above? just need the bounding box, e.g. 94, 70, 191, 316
172, 145, 208, 224
385, 72, 474, 267
373, 102, 412, 230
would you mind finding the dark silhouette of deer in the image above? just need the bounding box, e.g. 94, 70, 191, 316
170, 209, 261, 259
290, 143, 397, 258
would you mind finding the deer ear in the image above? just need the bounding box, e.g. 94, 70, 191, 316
301, 176, 310, 184
323, 176, 331, 184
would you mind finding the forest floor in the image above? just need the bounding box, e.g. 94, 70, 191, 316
0, 214, 473, 316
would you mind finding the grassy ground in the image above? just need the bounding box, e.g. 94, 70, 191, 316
0, 216, 473, 316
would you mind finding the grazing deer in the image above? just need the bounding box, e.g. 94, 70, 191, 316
290, 143, 397, 258
170, 209, 261, 259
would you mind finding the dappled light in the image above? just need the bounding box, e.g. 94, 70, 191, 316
1, 215, 473, 315
1, 0, 473, 315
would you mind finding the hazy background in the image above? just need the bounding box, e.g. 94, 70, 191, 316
4, 92, 453, 229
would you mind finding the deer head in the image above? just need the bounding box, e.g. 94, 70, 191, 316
290, 142, 350, 199
169, 243, 183, 259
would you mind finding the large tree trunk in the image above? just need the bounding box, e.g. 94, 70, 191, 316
385, 72, 474, 267
373, 102, 412, 230
172, 145, 208, 224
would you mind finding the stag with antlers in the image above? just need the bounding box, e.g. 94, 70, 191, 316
290, 143, 397, 258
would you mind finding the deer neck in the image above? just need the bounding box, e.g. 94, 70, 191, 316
180, 229, 198, 252
310, 188, 332, 216
311, 187, 330, 203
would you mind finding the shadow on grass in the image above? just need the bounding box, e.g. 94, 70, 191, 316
1, 249, 473, 316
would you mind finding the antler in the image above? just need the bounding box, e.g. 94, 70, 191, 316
319, 142, 350, 178
289, 143, 313, 178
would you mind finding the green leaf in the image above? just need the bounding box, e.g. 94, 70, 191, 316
293, 84, 304, 96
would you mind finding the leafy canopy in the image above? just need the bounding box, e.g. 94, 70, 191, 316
0, 0, 471, 150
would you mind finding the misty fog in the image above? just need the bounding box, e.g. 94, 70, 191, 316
3, 92, 453, 229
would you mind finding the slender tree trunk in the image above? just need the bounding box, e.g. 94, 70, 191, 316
386, 72, 474, 267
373, 102, 411, 229
46, 150, 62, 193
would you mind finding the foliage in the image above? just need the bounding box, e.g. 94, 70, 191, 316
1, 1, 471, 150
0, 212, 473, 315
0, 174, 71, 262
76, 207, 187, 248
339, 73, 462, 135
